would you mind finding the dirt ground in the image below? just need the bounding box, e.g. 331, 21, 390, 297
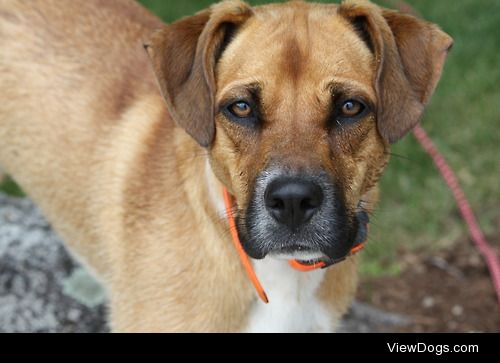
358, 234, 500, 332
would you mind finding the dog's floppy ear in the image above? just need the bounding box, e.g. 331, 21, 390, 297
339, 0, 453, 143
145, 1, 253, 147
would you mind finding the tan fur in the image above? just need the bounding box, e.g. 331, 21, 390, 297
0, 0, 451, 332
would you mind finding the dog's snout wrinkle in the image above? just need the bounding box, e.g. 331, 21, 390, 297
264, 177, 323, 231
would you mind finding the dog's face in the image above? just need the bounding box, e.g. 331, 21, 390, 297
211, 3, 384, 262
147, 1, 452, 263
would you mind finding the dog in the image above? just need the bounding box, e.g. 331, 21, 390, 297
0, 0, 452, 332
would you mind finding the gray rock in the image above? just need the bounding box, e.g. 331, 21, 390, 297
0, 193, 108, 333
339, 301, 411, 332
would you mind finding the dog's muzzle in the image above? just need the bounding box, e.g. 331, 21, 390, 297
240, 169, 361, 262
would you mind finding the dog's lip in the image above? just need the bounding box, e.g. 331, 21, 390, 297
268, 248, 326, 262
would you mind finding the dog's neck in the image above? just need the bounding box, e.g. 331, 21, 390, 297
196, 142, 335, 332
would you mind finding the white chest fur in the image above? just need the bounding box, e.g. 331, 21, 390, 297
243, 258, 334, 333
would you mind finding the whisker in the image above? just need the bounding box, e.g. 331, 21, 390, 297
384, 151, 413, 161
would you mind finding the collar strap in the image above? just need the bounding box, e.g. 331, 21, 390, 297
223, 188, 269, 304
222, 187, 367, 304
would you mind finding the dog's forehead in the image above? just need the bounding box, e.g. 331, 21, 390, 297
216, 2, 375, 96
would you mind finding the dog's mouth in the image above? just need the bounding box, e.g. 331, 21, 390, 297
267, 246, 344, 266
270, 249, 331, 267
240, 209, 369, 262
268, 247, 325, 261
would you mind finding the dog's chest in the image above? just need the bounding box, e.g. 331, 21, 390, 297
242, 259, 333, 333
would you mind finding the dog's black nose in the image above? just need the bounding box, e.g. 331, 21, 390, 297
264, 178, 323, 231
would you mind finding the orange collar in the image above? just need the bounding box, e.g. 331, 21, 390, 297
222, 188, 367, 304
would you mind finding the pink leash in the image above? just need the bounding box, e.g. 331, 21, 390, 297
413, 125, 500, 303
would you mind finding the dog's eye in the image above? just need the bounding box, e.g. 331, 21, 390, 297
332, 98, 370, 126
228, 101, 253, 118
340, 100, 365, 118
222, 99, 259, 127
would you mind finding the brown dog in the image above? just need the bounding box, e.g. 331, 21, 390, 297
0, 0, 452, 332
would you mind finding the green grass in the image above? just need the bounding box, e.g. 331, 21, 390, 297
0, 176, 25, 197
363, 0, 500, 275
2, 0, 498, 277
